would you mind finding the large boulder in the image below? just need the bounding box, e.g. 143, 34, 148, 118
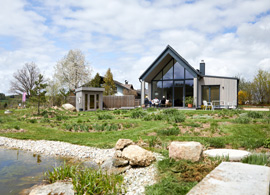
169, 141, 203, 162
122, 145, 156, 166
115, 139, 134, 150
62, 103, 76, 112
29, 181, 74, 195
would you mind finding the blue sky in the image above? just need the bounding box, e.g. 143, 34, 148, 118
0, 0, 270, 94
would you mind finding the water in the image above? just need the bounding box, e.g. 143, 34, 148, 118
0, 147, 67, 194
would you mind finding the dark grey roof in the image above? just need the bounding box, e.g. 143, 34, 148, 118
139, 45, 202, 80
139, 45, 239, 81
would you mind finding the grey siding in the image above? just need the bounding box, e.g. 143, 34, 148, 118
198, 77, 237, 107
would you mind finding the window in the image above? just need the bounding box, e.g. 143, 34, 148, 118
163, 60, 173, 80
151, 58, 195, 107
202, 86, 220, 102
152, 81, 163, 100
174, 62, 184, 79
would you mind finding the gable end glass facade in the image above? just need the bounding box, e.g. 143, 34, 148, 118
151, 58, 195, 107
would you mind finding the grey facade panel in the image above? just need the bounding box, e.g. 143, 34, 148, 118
198, 77, 238, 107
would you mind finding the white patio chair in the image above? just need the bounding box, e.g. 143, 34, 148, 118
203, 100, 213, 110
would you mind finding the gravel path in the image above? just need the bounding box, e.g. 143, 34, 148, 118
0, 136, 161, 194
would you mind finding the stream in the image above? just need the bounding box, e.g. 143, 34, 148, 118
0, 147, 68, 194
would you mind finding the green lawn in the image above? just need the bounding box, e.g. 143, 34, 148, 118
1, 107, 270, 194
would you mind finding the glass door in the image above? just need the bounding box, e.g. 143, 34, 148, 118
174, 81, 184, 106
90, 95, 95, 109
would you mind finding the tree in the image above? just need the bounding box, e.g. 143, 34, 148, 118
238, 76, 253, 104
9, 62, 40, 96
103, 68, 116, 96
0, 93, 5, 100
55, 49, 91, 90
89, 73, 102, 87
238, 90, 248, 105
253, 69, 268, 104
30, 74, 48, 114
46, 78, 60, 106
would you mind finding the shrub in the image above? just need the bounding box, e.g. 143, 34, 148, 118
247, 111, 263, 119
77, 119, 83, 123
59, 115, 68, 121
0, 118, 4, 123
157, 127, 179, 136
123, 123, 132, 129
79, 124, 89, 132
29, 119, 37, 123
130, 110, 145, 119
143, 115, 152, 121
64, 124, 73, 131
163, 108, 179, 115
208, 138, 225, 148
234, 116, 250, 124
14, 125, 20, 130
44, 163, 123, 195
263, 138, 270, 148
97, 114, 114, 120
148, 136, 162, 148
41, 118, 50, 123
113, 110, 121, 115
171, 114, 185, 123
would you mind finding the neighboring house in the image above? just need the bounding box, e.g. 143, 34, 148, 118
99, 76, 135, 96
139, 45, 239, 108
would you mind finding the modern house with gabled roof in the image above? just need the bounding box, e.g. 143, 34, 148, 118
139, 45, 239, 108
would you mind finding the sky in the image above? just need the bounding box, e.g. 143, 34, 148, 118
0, 0, 270, 94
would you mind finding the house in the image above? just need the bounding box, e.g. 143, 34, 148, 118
139, 45, 239, 108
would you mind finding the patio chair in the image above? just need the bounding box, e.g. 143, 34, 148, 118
203, 100, 213, 110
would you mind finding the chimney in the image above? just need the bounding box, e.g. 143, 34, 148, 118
125, 80, 128, 84
200, 60, 205, 75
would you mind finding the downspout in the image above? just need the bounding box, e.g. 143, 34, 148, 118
197, 76, 199, 109
237, 78, 239, 108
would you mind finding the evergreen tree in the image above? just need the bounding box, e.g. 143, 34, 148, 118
30, 74, 48, 114
90, 73, 102, 87
103, 68, 116, 95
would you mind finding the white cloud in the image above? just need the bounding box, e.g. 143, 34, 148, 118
0, 0, 269, 94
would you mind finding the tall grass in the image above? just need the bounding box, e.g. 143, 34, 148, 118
241, 154, 270, 166
44, 163, 124, 195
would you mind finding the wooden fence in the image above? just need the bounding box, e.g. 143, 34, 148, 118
103, 95, 140, 108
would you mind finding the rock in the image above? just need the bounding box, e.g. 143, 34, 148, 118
115, 139, 134, 150
82, 161, 99, 170
29, 181, 74, 195
114, 150, 122, 158
101, 157, 114, 170
169, 141, 203, 162
113, 157, 129, 167
4, 110, 12, 114
203, 149, 251, 161
187, 162, 270, 195
122, 145, 156, 167
107, 165, 131, 175
62, 103, 76, 112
